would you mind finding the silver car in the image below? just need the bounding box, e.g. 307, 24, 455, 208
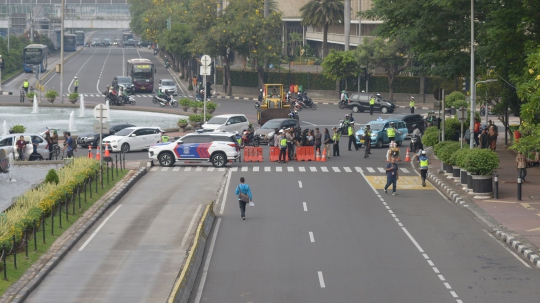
159, 79, 177, 96
0, 133, 51, 161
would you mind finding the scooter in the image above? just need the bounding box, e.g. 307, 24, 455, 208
120, 94, 136, 105
159, 96, 178, 107
288, 110, 299, 121
338, 99, 348, 109
410, 136, 422, 153
241, 130, 260, 147
297, 92, 317, 110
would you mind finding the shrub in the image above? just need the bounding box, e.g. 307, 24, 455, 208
12, 125, 26, 133
462, 148, 499, 175
196, 101, 205, 108
433, 141, 454, 157
188, 114, 203, 123
206, 102, 217, 110
69, 92, 79, 99
177, 118, 188, 124
437, 142, 461, 164
444, 118, 461, 141
454, 146, 471, 167
26, 92, 36, 99
445, 91, 466, 108
179, 98, 191, 106
45, 90, 59, 99
421, 126, 439, 147
452, 99, 468, 109
44, 169, 59, 185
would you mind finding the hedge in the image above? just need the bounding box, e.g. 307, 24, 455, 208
422, 126, 440, 147
462, 148, 499, 175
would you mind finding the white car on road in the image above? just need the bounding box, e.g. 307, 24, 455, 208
201, 114, 250, 134
103, 127, 162, 153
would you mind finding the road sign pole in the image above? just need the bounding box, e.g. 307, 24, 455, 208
204, 74, 207, 122
99, 104, 103, 185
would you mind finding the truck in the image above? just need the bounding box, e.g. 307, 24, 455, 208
256, 84, 291, 125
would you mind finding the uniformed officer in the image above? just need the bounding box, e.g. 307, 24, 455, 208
278, 130, 288, 163
410, 96, 415, 113
348, 122, 358, 151
387, 122, 398, 142
23, 78, 30, 93
74, 76, 79, 93
369, 95, 375, 115
418, 150, 429, 187
160, 131, 169, 143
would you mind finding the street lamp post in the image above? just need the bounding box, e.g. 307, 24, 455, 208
471, 79, 498, 148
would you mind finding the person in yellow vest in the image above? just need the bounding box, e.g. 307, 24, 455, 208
409, 96, 415, 113
348, 122, 358, 151
74, 76, 79, 93
418, 150, 429, 187
278, 130, 288, 163
387, 122, 399, 143
332, 126, 341, 156
160, 131, 169, 143
22, 78, 30, 93
369, 95, 376, 115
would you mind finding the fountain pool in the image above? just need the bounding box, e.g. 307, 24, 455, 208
0, 107, 188, 135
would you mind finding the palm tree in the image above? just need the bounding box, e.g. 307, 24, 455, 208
300, 0, 344, 58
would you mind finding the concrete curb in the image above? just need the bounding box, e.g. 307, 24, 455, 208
425, 169, 540, 269
9, 167, 148, 303
1, 91, 14, 95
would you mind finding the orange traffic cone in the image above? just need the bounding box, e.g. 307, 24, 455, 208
321, 148, 327, 162
95, 146, 101, 161
315, 150, 321, 162
88, 145, 93, 159
105, 143, 110, 157
404, 148, 411, 162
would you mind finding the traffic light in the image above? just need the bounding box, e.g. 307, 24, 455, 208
0, 56, 4, 69
211, 62, 215, 74
462, 77, 470, 92
436, 117, 442, 129
166, 17, 171, 30
206, 82, 212, 98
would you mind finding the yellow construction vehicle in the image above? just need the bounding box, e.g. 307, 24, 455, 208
256, 84, 291, 125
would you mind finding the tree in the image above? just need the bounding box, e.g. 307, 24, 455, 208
321, 50, 359, 90
355, 38, 410, 101
300, 0, 344, 58
514, 46, 540, 124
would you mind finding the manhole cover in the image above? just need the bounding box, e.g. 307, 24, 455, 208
529, 196, 540, 200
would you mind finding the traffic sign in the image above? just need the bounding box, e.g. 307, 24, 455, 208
200, 66, 211, 76
93, 121, 110, 133
201, 55, 212, 66
93, 104, 109, 120
458, 106, 467, 122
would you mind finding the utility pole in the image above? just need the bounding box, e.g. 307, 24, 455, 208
30, 0, 35, 42
7, 0, 11, 51
264, 0, 268, 17
344, 0, 350, 51
469, 0, 475, 149
60, 0, 65, 103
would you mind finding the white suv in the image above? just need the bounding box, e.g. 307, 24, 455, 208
202, 114, 250, 134
103, 127, 162, 153
149, 132, 239, 167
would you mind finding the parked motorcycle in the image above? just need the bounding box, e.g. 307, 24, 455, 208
241, 130, 260, 147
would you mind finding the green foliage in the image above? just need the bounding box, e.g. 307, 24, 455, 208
421, 126, 439, 147
179, 98, 191, 106
45, 90, 58, 99
11, 125, 26, 133
300, 0, 344, 57
44, 169, 59, 185
322, 50, 359, 81
68, 92, 79, 99
206, 102, 217, 110
452, 100, 468, 110
188, 114, 203, 123
177, 118, 188, 124
437, 142, 461, 165
445, 91, 466, 108
515, 46, 540, 124
509, 124, 540, 153
433, 141, 454, 157
444, 118, 461, 141
195, 101, 205, 108
462, 149, 499, 175
453, 146, 471, 168
26, 92, 36, 100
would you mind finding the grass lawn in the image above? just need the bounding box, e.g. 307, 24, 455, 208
0, 168, 130, 295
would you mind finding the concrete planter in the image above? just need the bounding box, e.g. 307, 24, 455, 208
460, 169, 468, 185
452, 166, 461, 181
445, 163, 454, 174
467, 173, 473, 192
471, 174, 493, 198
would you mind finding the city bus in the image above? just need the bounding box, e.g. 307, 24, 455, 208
64, 34, 77, 52
122, 31, 133, 42
23, 44, 48, 73
75, 31, 85, 46
126, 58, 155, 91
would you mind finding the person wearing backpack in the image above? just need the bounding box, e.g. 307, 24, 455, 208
235, 177, 253, 220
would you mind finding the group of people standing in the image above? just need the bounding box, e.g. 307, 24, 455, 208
466, 119, 499, 150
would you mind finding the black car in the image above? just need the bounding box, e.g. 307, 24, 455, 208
77, 124, 136, 147
344, 93, 396, 114
254, 118, 301, 144
124, 39, 137, 47
112, 76, 134, 94
386, 114, 425, 134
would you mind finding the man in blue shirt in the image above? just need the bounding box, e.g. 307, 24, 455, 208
62, 131, 74, 158
31, 136, 40, 154
235, 177, 253, 220
384, 158, 399, 195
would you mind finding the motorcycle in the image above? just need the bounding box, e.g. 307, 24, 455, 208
241, 130, 260, 147
338, 99, 348, 110
104, 91, 124, 106
410, 135, 422, 153
165, 60, 171, 69
480, 105, 493, 116
120, 94, 136, 105
296, 92, 317, 110
159, 96, 178, 107
293, 100, 304, 111
288, 110, 299, 121
153, 49, 158, 55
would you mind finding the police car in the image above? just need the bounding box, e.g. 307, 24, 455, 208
149, 132, 239, 167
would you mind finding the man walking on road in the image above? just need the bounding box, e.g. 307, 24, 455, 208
235, 177, 253, 220
369, 95, 375, 115
74, 76, 79, 93
384, 158, 399, 195
418, 150, 429, 187
332, 127, 340, 156
348, 122, 358, 151
314, 128, 322, 156
23, 78, 29, 93
516, 151, 527, 182
363, 125, 372, 158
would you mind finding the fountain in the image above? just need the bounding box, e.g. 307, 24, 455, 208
105, 100, 112, 121
2, 120, 8, 136
78, 94, 85, 117
68, 111, 77, 131
7, 153, 15, 182
31, 95, 39, 114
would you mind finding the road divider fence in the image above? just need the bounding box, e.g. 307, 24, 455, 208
296, 146, 315, 161
243, 147, 263, 162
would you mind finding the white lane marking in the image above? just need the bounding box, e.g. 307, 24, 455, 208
287, 167, 294, 172
161, 167, 169, 172
298, 181, 303, 188
303, 202, 308, 211
444, 282, 452, 289
318, 271, 325, 288
299, 167, 306, 172
253, 166, 260, 172
401, 227, 424, 253
78, 204, 122, 251
321, 167, 328, 172
450, 291, 458, 298
95, 47, 112, 94
310, 167, 317, 172
422, 253, 429, 259
181, 204, 203, 249
432, 267, 440, 274
208, 167, 214, 171
355, 167, 363, 173
276, 166, 282, 172
196, 167, 202, 171
150, 167, 158, 171
483, 229, 531, 268
172, 167, 180, 171
367, 167, 375, 173
264, 166, 271, 172
377, 167, 386, 173
241, 166, 248, 171
400, 168, 410, 173
218, 167, 225, 171
427, 260, 434, 266
344, 167, 352, 172
219, 171, 232, 215
438, 275, 445, 281
332, 167, 341, 172
184, 167, 191, 171
302, 121, 317, 126
194, 218, 221, 303
230, 167, 238, 171
309, 232, 315, 242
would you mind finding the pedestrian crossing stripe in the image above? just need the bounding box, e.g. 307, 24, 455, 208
71, 94, 157, 98
149, 166, 414, 174
364, 176, 433, 190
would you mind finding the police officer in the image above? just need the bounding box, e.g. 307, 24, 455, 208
23, 78, 30, 93
387, 122, 398, 142
363, 125, 372, 158
74, 76, 79, 93
410, 96, 415, 113
418, 150, 429, 187
160, 131, 169, 143
278, 130, 288, 163
348, 122, 358, 151
332, 126, 341, 156
369, 95, 376, 115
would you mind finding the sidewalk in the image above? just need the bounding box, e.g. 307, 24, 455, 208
426, 141, 540, 257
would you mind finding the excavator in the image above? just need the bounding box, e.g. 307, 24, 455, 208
255, 84, 291, 125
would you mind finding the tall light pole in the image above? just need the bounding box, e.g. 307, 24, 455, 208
344, 0, 350, 51
471, 79, 497, 148
60, 0, 65, 103
469, 0, 475, 148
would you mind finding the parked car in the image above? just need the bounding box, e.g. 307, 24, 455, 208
385, 114, 425, 134
158, 79, 178, 96
356, 119, 408, 148
77, 124, 136, 147
112, 76, 134, 94
102, 127, 162, 153
344, 93, 396, 114
201, 114, 250, 134
254, 118, 301, 144
149, 132, 239, 167
0, 133, 50, 160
